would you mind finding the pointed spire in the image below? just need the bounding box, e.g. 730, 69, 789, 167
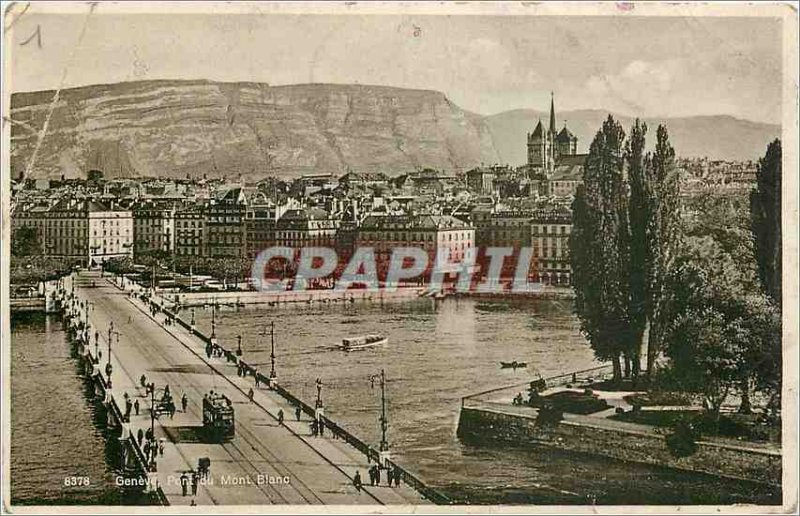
549, 92, 556, 135
531, 119, 544, 138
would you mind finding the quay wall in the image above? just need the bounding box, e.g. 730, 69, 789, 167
456, 288, 575, 300
10, 297, 46, 312
158, 286, 428, 308
457, 406, 781, 487
10, 279, 63, 313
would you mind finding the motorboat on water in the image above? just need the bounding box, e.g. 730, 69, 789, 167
500, 360, 528, 369
339, 334, 388, 351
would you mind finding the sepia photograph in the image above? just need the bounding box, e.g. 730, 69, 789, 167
1, 1, 797, 512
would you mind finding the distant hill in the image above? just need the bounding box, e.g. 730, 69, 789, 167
9, 80, 779, 180
485, 109, 780, 166
9, 80, 499, 180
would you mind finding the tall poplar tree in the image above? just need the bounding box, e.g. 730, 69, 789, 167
571, 116, 631, 381
644, 125, 681, 375
750, 139, 782, 307
626, 120, 648, 377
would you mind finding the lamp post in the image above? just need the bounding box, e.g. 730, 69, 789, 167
269, 321, 277, 380
210, 304, 216, 340
150, 384, 156, 440
315, 378, 323, 411
106, 322, 116, 379
94, 331, 100, 360
369, 369, 389, 454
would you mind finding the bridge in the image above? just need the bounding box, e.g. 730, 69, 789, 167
58, 270, 437, 506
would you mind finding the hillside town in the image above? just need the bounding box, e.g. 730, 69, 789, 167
11, 97, 758, 291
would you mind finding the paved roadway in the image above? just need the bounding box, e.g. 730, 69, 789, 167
73, 271, 428, 506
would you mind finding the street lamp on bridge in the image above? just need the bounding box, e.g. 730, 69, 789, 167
315, 377, 323, 410
269, 322, 277, 381
210, 303, 216, 340
106, 321, 120, 381
369, 369, 390, 454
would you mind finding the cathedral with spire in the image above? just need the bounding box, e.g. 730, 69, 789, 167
527, 93, 578, 177
523, 93, 586, 197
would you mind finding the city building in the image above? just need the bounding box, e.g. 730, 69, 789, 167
14, 198, 133, 266
132, 201, 176, 257
274, 207, 339, 252
206, 187, 247, 258
358, 214, 475, 273
88, 203, 134, 266
11, 202, 50, 254
530, 204, 573, 286
467, 168, 497, 194
175, 204, 206, 258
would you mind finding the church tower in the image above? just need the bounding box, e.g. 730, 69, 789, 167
527, 92, 557, 176
527, 120, 547, 174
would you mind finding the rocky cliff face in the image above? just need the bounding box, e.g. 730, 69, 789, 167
10, 80, 780, 180
10, 80, 500, 180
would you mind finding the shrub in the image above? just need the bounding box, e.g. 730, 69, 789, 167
530, 390, 609, 415
536, 405, 563, 426
666, 418, 698, 457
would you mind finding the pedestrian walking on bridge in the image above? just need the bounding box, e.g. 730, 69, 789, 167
181, 393, 188, 412
295, 406, 301, 421
180, 472, 189, 497
353, 471, 362, 493
248, 388, 254, 402
134, 399, 140, 416
277, 409, 284, 425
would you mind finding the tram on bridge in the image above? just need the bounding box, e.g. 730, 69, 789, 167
202, 392, 235, 441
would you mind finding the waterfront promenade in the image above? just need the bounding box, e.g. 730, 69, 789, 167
70, 270, 429, 506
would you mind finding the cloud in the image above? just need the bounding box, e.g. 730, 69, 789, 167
574, 53, 780, 124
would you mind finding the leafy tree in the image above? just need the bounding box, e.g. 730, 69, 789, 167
663, 235, 781, 419
103, 256, 137, 275
11, 226, 41, 256
10, 255, 77, 284
571, 116, 632, 381
663, 241, 741, 418
750, 139, 782, 306
626, 119, 648, 377
643, 126, 681, 375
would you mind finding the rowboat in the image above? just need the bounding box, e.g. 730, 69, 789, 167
339, 334, 388, 351
500, 360, 528, 369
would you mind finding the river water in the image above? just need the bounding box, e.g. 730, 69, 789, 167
188, 296, 781, 505
9, 312, 149, 506
10, 298, 780, 505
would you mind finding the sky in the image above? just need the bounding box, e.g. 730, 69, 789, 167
5, 4, 785, 124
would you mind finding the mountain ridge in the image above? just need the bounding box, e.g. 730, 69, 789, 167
10, 80, 779, 180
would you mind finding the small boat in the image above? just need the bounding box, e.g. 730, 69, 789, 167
500, 360, 528, 369
339, 334, 388, 351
